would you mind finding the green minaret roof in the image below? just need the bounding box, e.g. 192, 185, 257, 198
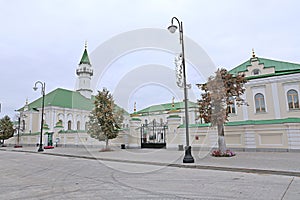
79, 44, 91, 65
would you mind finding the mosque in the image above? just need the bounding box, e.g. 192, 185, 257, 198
9, 44, 300, 151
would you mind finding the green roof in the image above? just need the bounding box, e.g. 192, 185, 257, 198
179, 118, 300, 128
20, 88, 129, 115
24, 88, 95, 111
22, 132, 40, 136
136, 101, 198, 115
131, 118, 142, 121
167, 115, 181, 119
225, 117, 300, 126
79, 48, 91, 65
58, 130, 86, 134
178, 123, 210, 128
229, 57, 300, 78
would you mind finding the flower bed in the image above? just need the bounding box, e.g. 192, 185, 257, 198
211, 149, 236, 157
99, 148, 113, 152
44, 146, 55, 149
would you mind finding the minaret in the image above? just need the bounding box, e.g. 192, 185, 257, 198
24, 98, 29, 111
76, 41, 93, 98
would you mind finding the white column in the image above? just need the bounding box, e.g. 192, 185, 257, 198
271, 82, 281, 119
242, 93, 249, 120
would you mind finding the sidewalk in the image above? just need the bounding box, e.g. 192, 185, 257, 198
2, 146, 300, 177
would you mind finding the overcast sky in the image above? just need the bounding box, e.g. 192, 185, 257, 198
1, 0, 300, 119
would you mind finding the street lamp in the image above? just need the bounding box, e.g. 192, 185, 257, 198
33, 81, 45, 152
168, 17, 194, 163
14, 111, 27, 148
14, 115, 22, 148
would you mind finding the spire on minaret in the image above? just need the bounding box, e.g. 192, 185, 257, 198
76, 41, 93, 98
79, 41, 91, 65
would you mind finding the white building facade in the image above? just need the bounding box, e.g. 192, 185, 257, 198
8, 48, 300, 151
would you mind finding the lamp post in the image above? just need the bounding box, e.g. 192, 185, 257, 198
168, 17, 194, 163
33, 81, 45, 152
14, 111, 27, 148
14, 116, 22, 148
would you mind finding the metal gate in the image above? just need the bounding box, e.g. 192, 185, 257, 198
140, 120, 167, 148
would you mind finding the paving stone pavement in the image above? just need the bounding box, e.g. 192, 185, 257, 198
1, 145, 300, 176
1, 146, 300, 199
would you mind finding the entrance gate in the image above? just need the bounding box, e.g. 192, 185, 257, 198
46, 132, 53, 146
140, 120, 167, 148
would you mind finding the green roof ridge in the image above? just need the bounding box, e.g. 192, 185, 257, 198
131, 118, 142, 121
167, 115, 181, 119
179, 118, 300, 128
19, 88, 129, 115
229, 57, 300, 75
225, 117, 300, 126
22, 88, 95, 111
136, 101, 198, 114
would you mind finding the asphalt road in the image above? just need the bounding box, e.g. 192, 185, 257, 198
0, 151, 299, 200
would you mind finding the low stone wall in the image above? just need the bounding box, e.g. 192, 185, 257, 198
4, 122, 300, 151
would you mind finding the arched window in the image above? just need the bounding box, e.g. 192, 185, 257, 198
252, 69, 260, 75
77, 121, 80, 130
227, 97, 236, 114
68, 120, 72, 130
255, 93, 266, 112
287, 89, 299, 109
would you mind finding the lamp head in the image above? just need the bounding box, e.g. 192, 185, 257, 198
33, 86, 38, 91
168, 24, 177, 33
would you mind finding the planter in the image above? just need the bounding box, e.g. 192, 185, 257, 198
44, 146, 55, 149
211, 149, 236, 157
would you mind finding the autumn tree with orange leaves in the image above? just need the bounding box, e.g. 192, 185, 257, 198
197, 68, 247, 154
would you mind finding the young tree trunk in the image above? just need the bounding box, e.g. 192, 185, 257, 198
105, 136, 109, 150
217, 123, 226, 153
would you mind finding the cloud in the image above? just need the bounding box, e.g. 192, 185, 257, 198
1, 0, 300, 118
